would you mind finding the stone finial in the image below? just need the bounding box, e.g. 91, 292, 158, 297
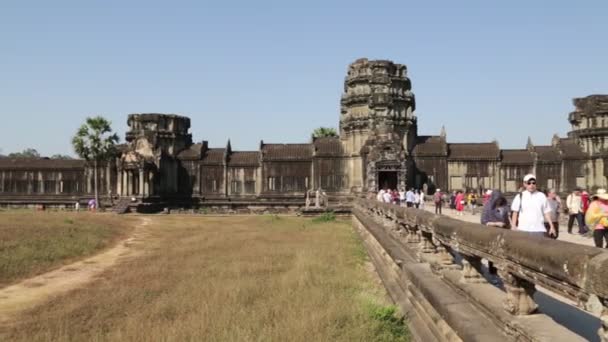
440, 125, 447, 139
551, 134, 561, 147
526, 136, 534, 150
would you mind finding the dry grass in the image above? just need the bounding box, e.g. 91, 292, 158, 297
0, 214, 408, 341
0, 210, 135, 286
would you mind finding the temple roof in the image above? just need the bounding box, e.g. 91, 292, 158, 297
501, 149, 534, 165
228, 151, 259, 166
313, 137, 344, 157
448, 143, 499, 160
558, 138, 587, 159
534, 146, 561, 163
201, 148, 225, 165
177, 143, 202, 160
0, 158, 85, 170
412, 136, 447, 157
262, 144, 313, 161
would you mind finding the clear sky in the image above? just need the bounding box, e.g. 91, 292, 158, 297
1, 0, 607, 157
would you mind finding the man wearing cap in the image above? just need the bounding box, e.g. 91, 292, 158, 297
511, 174, 556, 237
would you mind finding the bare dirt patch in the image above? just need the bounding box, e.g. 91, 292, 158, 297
0, 217, 150, 325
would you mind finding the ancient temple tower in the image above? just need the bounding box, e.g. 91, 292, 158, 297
339, 58, 417, 192
117, 114, 193, 197
568, 95, 608, 188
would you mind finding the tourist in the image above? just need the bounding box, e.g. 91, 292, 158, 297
399, 188, 406, 207
481, 189, 510, 278
419, 190, 425, 209
382, 189, 392, 204
482, 189, 492, 206
414, 190, 421, 208
391, 189, 399, 204
545, 189, 561, 239
75, 201, 80, 212
455, 191, 465, 216
566, 188, 587, 234
582, 190, 590, 217
584, 189, 608, 248
450, 191, 456, 210
405, 188, 415, 208
377, 188, 385, 202
433, 189, 443, 214
510, 174, 555, 237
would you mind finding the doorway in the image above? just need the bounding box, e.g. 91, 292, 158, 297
378, 171, 398, 191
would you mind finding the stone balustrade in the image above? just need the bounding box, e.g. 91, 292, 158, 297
354, 198, 608, 341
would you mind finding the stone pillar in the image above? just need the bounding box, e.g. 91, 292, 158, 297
599, 298, 608, 342
500, 270, 538, 315
139, 169, 145, 196
127, 171, 133, 196
460, 254, 487, 284
149, 172, 154, 196
123, 171, 128, 196
117, 169, 123, 196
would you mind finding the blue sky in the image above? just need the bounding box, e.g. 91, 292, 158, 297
1, 1, 607, 156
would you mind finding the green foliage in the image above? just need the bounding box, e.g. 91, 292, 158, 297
312, 127, 338, 138
51, 154, 74, 160
312, 211, 336, 223
366, 304, 409, 342
71, 116, 119, 162
8, 148, 41, 159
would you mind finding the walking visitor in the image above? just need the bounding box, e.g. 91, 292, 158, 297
510, 174, 555, 237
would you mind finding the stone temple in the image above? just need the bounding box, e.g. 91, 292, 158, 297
0, 58, 607, 210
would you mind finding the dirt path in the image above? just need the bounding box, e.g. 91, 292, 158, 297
0, 217, 152, 324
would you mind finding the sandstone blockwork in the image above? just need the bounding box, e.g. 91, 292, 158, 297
0, 58, 606, 207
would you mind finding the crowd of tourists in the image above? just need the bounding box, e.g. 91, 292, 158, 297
375, 188, 426, 209
375, 173, 608, 249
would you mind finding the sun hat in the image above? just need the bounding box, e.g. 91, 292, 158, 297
592, 189, 608, 201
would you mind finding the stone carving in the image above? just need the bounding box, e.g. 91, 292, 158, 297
500, 270, 538, 315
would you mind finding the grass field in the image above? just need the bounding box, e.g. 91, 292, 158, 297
0, 210, 135, 287
0, 214, 408, 341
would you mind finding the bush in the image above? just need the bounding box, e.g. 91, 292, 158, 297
312, 211, 336, 223
367, 304, 409, 341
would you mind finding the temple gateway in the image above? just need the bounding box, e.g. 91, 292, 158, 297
1, 58, 606, 210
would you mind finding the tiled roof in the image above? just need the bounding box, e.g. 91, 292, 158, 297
501, 150, 534, 165
448, 143, 499, 160
559, 138, 587, 159
0, 158, 85, 170
313, 137, 344, 157
201, 148, 225, 165
177, 143, 202, 159
262, 144, 312, 161
534, 146, 561, 163
228, 151, 259, 166
412, 136, 447, 157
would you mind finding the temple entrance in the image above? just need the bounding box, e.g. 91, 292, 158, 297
378, 171, 398, 190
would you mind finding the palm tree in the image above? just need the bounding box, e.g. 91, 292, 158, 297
72, 116, 119, 209
312, 127, 338, 138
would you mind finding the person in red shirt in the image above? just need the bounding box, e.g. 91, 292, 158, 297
582, 191, 590, 213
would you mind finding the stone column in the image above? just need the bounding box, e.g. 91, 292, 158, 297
500, 269, 538, 315
149, 172, 154, 196
127, 171, 132, 196
139, 169, 145, 196
117, 169, 123, 196
123, 171, 128, 196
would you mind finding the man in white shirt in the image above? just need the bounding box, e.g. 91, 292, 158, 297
511, 174, 556, 237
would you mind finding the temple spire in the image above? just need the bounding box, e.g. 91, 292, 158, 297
440, 125, 446, 139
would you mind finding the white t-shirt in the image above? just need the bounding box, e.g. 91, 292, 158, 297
383, 192, 392, 203
510, 191, 551, 232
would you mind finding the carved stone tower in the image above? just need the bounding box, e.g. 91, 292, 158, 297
339, 58, 417, 192
568, 95, 608, 188
117, 114, 193, 197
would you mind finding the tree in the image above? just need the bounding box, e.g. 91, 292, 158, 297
50, 154, 74, 160
312, 127, 338, 138
8, 148, 41, 159
72, 116, 119, 209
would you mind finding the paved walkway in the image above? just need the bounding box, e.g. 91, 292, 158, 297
422, 204, 595, 247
